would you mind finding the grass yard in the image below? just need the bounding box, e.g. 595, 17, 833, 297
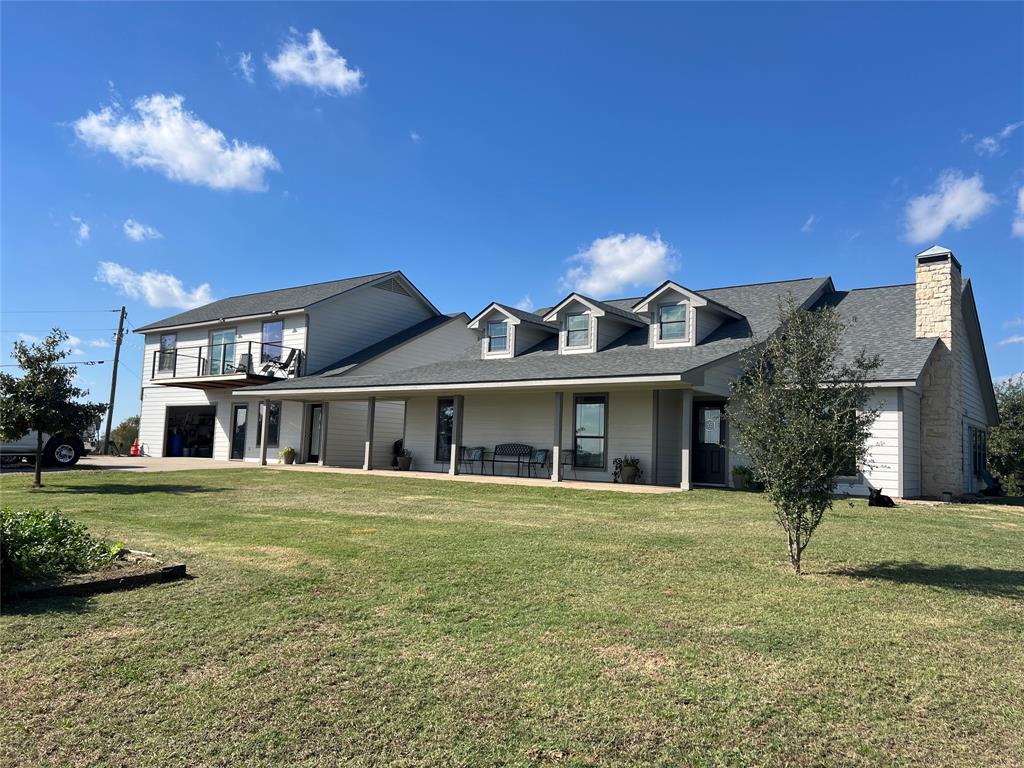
1, 468, 1022, 768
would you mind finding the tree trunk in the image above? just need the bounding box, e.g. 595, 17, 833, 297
33, 429, 44, 488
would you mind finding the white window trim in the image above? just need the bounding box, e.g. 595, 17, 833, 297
478, 312, 514, 359
560, 311, 596, 355
649, 300, 694, 348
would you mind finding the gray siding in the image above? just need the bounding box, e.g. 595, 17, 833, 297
835, 388, 900, 497
654, 390, 683, 486
352, 321, 477, 376
304, 282, 435, 372
513, 326, 552, 356
323, 400, 404, 468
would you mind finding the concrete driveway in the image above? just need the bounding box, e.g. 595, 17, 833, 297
1, 455, 245, 474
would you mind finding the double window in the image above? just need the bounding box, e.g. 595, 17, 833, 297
573, 394, 607, 469
257, 400, 282, 448
486, 320, 508, 353
262, 320, 284, 363
158, 333, 177, 373
566, 312, 590, 348
435, 398, 455, 462
658, 303, 687, 341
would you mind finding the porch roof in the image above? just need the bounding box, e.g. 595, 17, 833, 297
238, 275, 938, 398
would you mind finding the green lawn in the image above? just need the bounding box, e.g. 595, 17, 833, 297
2, 469, 1022, 768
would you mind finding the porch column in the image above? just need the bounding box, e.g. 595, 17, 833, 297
318, 402, 330, 466
551, 391, 563, 482
680, 389, 693, 490
448, 395, 464, 476
259, 399, 270, 466
363, 397, 376, 471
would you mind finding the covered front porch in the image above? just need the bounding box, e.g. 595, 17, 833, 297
239, 378, 735, 490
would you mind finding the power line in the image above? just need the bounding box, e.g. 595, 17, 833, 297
0, 309, 121, 314
1, 328, 118, 334
0, 360, 107, 367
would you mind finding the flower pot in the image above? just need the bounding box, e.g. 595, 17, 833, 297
282, 453, 295, 465
397, 456, 412, 471
620, 465, 639, 484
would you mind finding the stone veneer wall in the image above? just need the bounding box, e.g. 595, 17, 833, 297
915, 255, 963, 497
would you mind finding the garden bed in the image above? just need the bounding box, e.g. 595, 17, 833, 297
5, 556, 187, 601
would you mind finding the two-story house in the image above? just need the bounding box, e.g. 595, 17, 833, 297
135, 271, 477, 467
240, 246, 998, 499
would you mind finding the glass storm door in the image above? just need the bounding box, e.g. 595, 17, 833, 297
210, 329, 236, 375
307, 405, 323, 463
693, 405, 726, 484
230, 404, 248, 460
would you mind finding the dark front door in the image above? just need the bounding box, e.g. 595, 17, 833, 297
693, 404, 727, 484
307, 404, 323, 463
230, 404, 248, 460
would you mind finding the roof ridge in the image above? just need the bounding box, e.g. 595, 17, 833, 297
203, 270, 395, 303
846, 282, 915, 291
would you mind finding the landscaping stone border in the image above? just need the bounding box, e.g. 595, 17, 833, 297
6, 563, 188, 602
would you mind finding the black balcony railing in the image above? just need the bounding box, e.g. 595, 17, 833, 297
151, 341, 302, 381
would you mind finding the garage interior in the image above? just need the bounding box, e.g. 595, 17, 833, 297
164, 405, 217, 458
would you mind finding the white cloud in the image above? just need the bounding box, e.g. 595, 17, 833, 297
238, 51, 255, 83
17, 333, 40, 344
71, 215, 90, 244
96, 261, 213, 309
559, 233, 678, 297
267, 28, 363, 95
1005, 317, 1024, 329
514, 296, 534, 312
903, 170, 996, 243
409, 131, 422, 143
123, 218, 162, 242
972, 120, 1024, 156
16, 332, 86, 356
88, 338, 111, 348
73, 93, 280, 191
1013, 187, 1024, 238
800, 214, 815, 233
1000, 335, 1024, 346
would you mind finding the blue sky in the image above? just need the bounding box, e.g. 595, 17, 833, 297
2, 2, 1022, 427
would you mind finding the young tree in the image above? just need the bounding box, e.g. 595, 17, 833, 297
726, 299, 881, 574
989, 374, 1024, 495
110, 415, 140, 454
0, 330, 107, 488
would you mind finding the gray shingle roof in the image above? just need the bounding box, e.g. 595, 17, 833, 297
247, 276, 846, 392
813, 284, 939, 381
490, 303, 559, 330
544, 293, 647, 325
134, 271, 396, 332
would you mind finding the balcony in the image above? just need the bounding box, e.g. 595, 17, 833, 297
150, 341, 303, 390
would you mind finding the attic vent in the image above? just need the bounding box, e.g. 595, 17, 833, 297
374, 277, 411, 297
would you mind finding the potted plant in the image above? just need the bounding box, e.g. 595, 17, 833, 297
278, 446, 296, 465
396, 448, 412, 471
732, 465, 753, 491
612, 455, 643, 484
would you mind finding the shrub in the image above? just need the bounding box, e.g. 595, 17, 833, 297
1, 508, 117, 592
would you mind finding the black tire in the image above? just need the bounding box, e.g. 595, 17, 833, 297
43, 435, 83, 467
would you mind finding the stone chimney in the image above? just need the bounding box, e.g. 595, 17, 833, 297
915, 245, 963, 497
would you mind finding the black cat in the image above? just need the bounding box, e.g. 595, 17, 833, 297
868, 487, 896, 508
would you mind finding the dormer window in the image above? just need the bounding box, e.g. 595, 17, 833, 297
658, 304, 687, 341
486, 320, 508, 352
566, 312, 590, 347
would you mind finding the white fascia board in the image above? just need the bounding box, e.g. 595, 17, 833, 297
542, 294, 607, 322
467, 304, 522, 329
135, 308, 305, 334
233, 373, 684, 398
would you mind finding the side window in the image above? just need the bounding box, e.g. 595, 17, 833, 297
658, 303, 687, 341
566, 312, 590, 347
435, 398, 455, 462
158, 333, 177, 372
262, 320, 284, 363
486, 321, 508, 353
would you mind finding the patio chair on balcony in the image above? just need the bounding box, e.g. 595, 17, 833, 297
260, 348, 296, 377
235, 353, 253, 374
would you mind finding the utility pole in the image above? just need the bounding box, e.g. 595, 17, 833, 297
101, 306, 126, 455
